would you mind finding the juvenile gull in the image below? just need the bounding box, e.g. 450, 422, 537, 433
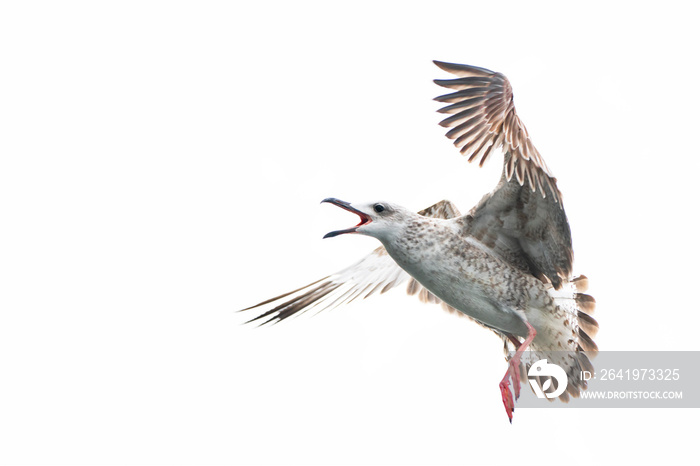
241, 61, 598, 422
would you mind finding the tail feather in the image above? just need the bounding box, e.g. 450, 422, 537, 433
572, 274, 589, 292
577, 350, 594, 374
577, 310, 599, 338
523, 274, 598, 402
577, 328, 599, 355
559, 387, 571, 403
575, 293, 596, 314
565, 379, 580, 399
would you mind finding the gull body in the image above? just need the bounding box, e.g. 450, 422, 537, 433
323, 199, 568, 347
241, 62, 598, 422
354, 202, 531, 335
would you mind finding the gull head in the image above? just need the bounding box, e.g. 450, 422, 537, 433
321, 198, 413, 242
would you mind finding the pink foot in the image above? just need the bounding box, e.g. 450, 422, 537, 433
499, 358, 522, 423
499, 374, 515, 423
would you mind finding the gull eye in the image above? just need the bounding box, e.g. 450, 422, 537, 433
373, 203, 385, 213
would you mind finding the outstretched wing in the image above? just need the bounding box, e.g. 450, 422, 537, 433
241, 200, 460, 326
433, 60, 560, 203
433, 61, 572, 288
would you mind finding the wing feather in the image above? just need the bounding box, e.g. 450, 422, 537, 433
433, 60, 561, 203
434, 61, 573, 288
458, 167, 573, 288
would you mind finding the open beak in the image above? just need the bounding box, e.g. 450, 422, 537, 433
321, 198, 372, 238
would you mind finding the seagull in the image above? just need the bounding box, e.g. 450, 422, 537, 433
240, 61, 598, 422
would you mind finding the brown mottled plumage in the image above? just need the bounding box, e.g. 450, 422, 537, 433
240, 62, 597, 422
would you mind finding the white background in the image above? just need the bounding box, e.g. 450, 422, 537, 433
1, 1, 698, 465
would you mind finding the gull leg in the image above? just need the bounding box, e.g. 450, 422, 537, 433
499, 321, 536, 423
507, 334, 521, 349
